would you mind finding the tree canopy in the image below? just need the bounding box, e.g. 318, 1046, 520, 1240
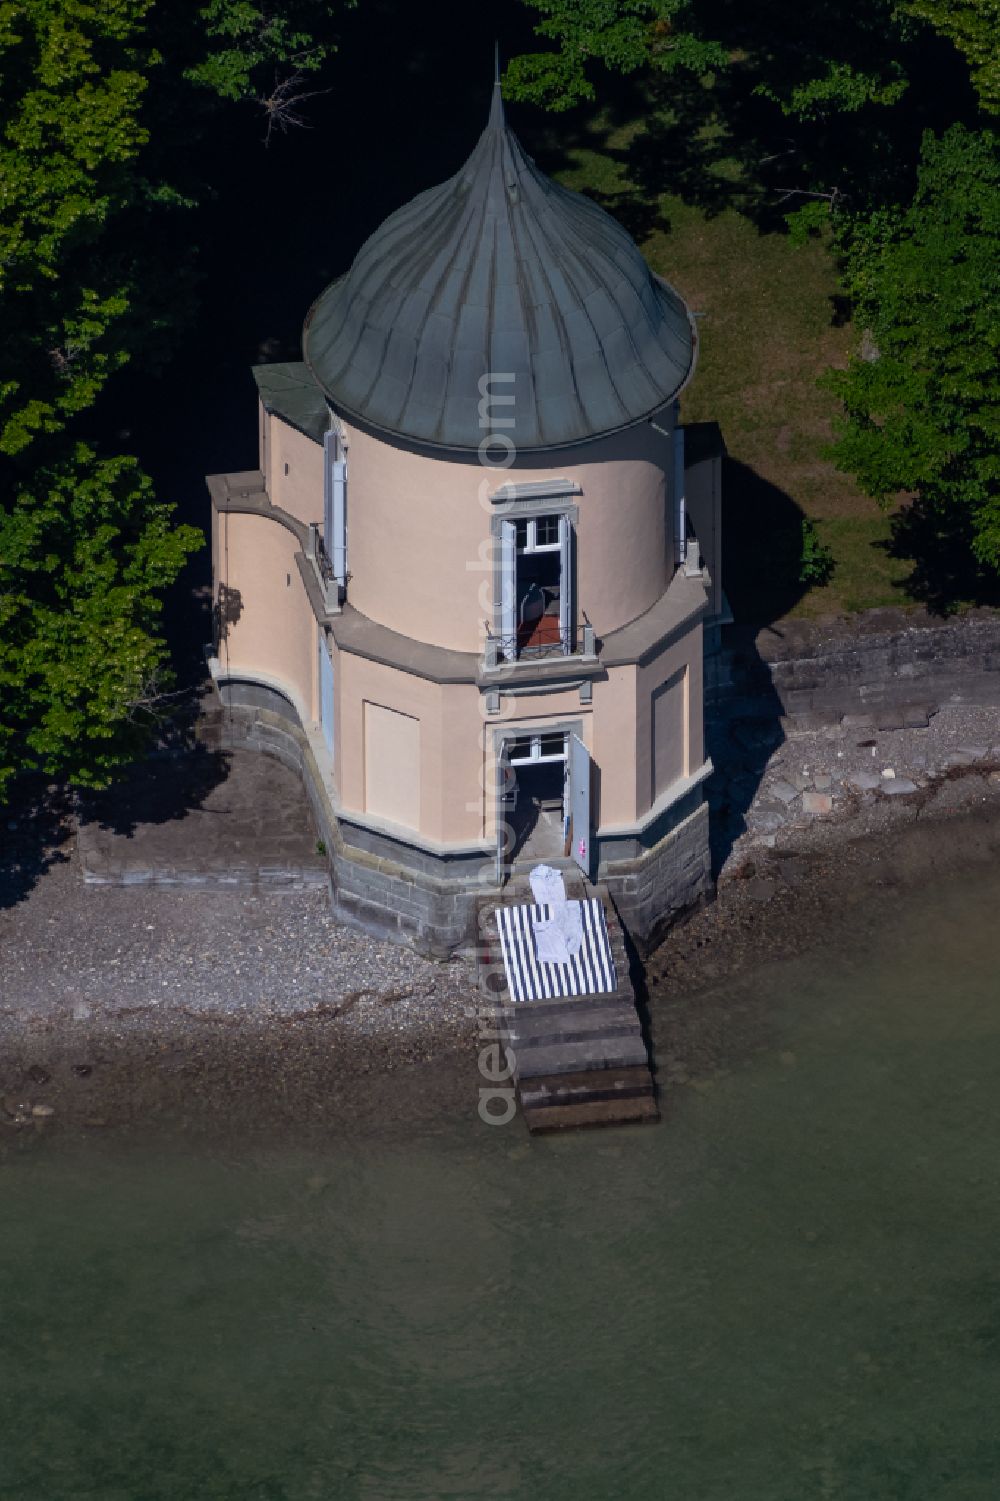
503, 0, 725, 112
825, 126, 1000, 588
0, 0, 349, 800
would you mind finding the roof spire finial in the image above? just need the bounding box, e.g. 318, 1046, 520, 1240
488, 41, 505, 129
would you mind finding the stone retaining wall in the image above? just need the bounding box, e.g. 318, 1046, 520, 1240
708, 607, 1000, 724
206, 699, 481, 959
603, 801, 712, 955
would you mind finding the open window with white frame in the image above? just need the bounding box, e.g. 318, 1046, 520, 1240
497, 512, 573, 661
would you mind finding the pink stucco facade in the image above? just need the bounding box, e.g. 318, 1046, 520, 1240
210, 401, 710, 859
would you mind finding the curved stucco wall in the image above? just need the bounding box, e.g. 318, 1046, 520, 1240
215, 510, 315, 719
262, 408, 325, 530
342, 409, 676, 653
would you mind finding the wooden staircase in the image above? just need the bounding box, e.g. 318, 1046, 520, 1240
477, 883, 659, 1132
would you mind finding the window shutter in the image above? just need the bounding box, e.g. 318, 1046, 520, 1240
568, 732, 591, 878
331, 459, 347, 586
323, 430, 347, 587
496, 739, 514, 883
499, 519, 516, 649
317, 628, 335, 759
323, 431, 336, 540
558, 514, 572, 653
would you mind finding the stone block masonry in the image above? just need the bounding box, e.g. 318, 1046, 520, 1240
210, 697, 481, 959
210, 687, 713, 959
707, 606, 1000, 723
603, 801, 712, 956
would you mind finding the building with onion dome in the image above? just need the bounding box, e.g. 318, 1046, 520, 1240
206, 80, 725, 955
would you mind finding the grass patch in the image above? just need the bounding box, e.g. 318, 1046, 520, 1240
553, 124, 912, 623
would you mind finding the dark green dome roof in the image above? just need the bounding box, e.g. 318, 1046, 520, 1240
303, 85, 696, 453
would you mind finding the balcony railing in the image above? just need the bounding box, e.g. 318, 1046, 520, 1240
306, 523, 341, 612
483, 616, 596, 671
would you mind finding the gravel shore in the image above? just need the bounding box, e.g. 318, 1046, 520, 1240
3, 734, 1000, 1138
0, 841, 482, 1139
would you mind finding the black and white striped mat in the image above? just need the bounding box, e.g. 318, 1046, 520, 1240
495, 898, 618, 1004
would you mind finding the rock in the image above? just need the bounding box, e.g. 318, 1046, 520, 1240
882, 767, 896, 779
31, 1104, 55, 1119
849, 771, 882, 791
959, 745, 988, 760
72, 1064, 92, 1078
769, 779, 800, 805
802, 792, 833, 815
813, 773, 832, 791
745, 878, 777, 902
882, 778, 918, 795
26, 1065, 50, 1086
789, 771, 811, 792
750, 809, 785, 834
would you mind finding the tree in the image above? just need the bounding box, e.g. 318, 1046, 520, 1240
0, 448, 201, 797
0, 0, 348, 798
902, 0, 1000, 114
506, 0, 972, 229
824, 126, 1000, 581
504, 0, 726, 112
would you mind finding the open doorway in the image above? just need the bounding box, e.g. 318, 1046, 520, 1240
504, 731, 568, 863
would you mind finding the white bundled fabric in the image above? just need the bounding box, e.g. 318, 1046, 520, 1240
528, 864, 567, 907
532, 901, 584, 964
495, 898, 618, 1003
527, 863, 583, 964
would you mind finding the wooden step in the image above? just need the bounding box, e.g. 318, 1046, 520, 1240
523, 1094, 660, 1132
514, 1034, 650, 1078
503, 1004, 640, 1045
519, 1064, 656, 1107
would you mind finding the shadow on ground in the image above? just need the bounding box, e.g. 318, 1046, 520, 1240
699, 457, 814, 875
0, 779, 74, 911
880, 497, 1000, 617
81, 745, 232, 842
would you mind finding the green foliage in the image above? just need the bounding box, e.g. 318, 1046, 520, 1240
0, 445, 201, 797
184, 0, 346, 100
0, 0, 350, 797
825, 126, 1000, 570
754, 56, 910, 122
505, 0, 726, 112
902, 0, 1000, 113
798, 518, 836, 585
0, 0, 154, 456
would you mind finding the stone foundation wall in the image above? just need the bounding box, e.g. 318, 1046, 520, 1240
208, 685, 713, 958
708, 607, 1000, 724
207, 697, 482, 959
603, 799, 712, 955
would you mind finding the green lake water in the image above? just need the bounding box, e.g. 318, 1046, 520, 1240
3, 871, 1000, 1501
